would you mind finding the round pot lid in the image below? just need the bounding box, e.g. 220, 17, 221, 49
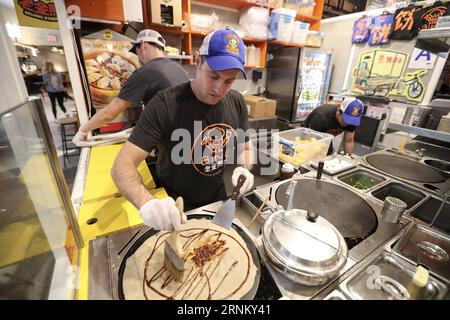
263, 208, 348, 277
275, 179, 378, 242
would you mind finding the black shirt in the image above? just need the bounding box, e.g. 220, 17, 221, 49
304, 104, 356, 137
389, 5, 423, 40
129, 82, 249, 209
118, 57, 189, 106
415, 2, 449, 31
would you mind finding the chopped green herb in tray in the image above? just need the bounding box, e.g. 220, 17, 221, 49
352, 181, 370, 190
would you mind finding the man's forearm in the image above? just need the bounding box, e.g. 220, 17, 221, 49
237, 141, 254, 171
80, 98, 130, 133
111, 158, 153, 209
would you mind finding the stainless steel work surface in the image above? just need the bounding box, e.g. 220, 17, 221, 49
405, 141, 450, 162
393, 223, 450, 282
342, 251, 448, 300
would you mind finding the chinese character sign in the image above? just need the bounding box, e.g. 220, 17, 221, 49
352, 16, 372, 43
351, 49, 427, 102
14, 0, 59, 29
389, 5, 423, 40
369, 14, 394, 46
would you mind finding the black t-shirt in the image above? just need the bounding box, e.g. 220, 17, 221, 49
129, 82, 249, 209
304, 104, 356, 137
118, 57, 189, 106
415, 2, 449, 31
389, 5, 423, 40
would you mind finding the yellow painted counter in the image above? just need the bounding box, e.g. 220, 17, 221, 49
83, 144, 156, 202
73, 143, 168, 299
76, 188, 168, 300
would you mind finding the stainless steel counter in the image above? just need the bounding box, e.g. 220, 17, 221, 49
87, 147, 450, 300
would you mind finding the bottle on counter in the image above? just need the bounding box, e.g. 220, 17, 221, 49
281, 162, 296, 180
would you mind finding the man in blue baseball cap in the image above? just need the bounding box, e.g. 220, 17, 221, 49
304, 97, 364, 156
112, 28, 254, 231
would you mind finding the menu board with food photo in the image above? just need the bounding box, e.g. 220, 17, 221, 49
81, 30, 140, 111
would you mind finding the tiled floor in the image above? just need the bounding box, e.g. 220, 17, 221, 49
41, 94, 80, 191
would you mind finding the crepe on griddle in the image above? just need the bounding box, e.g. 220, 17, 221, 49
122, 219, 258, 300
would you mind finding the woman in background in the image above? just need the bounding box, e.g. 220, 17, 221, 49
42, 62, 68, 119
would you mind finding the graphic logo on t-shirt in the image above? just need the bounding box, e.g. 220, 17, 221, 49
190, 123, 237, 176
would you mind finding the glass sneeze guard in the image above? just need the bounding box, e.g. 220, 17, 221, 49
0, 97, 83, 299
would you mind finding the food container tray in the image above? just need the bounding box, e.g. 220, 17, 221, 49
310, 154, 357, 175
337, 168, 387, 192
392, 223, 450, 282
342, 251, 448, 300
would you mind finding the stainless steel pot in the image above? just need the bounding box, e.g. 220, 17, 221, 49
262, 203, 348, 286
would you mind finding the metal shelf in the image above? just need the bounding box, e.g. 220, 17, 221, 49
388, 123, 450, 143
416, 27, 450, 54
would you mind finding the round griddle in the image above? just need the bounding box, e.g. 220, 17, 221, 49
366, 154, 446, 183
117, 214, 261, 300
275, 179, 378, 246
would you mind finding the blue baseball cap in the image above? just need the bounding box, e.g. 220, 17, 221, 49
199, 28, 247, 79
340, 98, 363, 126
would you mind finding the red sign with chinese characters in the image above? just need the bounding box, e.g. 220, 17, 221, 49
14, 0, 59, 29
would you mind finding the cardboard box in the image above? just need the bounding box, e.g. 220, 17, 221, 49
244, 95, 277, 118
265, 99, 277, 117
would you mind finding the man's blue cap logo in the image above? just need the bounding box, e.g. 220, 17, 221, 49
340, 98, 363, 126
199, 28, 246, 79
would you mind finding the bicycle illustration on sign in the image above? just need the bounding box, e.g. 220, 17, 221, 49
351, 49, 427, 102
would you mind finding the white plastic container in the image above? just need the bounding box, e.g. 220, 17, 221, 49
239, 7, 270, 25
247, 45, 256, 66
291, 21, 310, 44
269, 8, 296, 42
190, 12, 219, 33
239, 7, 270, 39
272, 128, 333, 166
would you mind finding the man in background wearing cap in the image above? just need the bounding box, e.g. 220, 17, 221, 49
304, 98, 364, 156
73, 29, 189, 144
112, 28, 254, 231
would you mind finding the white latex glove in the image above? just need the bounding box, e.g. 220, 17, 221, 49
72, 130, 87, 145
139, 197, 187, 231
231, 166, 254, 197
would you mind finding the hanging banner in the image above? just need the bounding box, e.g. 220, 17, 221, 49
14, 0, 59, 29
408, 48, 437, 69
351, 49, 427, 102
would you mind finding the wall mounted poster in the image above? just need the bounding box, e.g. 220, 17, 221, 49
408, 48, 437, 69
351, 49, 427, 102
81, 30, 140, 110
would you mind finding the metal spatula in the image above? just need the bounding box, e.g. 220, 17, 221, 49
212, 174, 246, 229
